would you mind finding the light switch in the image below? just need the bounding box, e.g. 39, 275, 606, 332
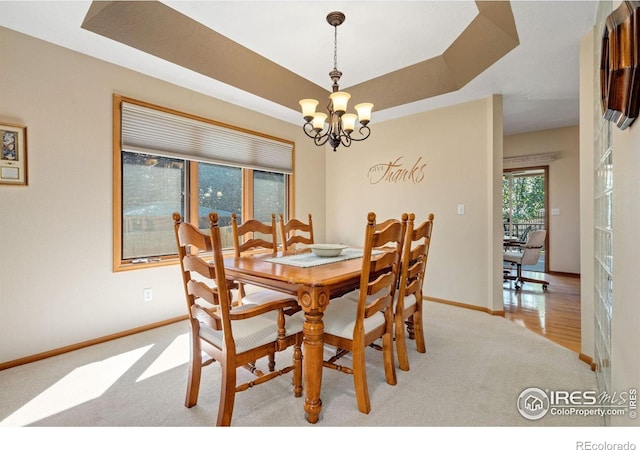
551, 208, 560, 216
457, 204, 465, 215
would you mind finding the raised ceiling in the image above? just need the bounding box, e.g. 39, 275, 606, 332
0, 1, 597, 135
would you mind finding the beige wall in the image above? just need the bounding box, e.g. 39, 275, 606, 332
0, 27, 325, 363
325, 96, 504, 310
504, 126, 581, 274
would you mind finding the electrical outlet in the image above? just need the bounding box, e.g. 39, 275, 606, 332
143, 288, 153, 302
457, 204, 465, 215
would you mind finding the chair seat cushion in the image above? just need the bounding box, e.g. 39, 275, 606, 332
503, 251, 523, 264
341, 289, 360, 301
322, 297, 386, 340
242, 288, 297, 305
199, 309, 303, 353
399, 294, 416, 309
341, 286, 391, 306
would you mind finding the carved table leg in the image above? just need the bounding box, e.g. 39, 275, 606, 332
298, 286, 330, 424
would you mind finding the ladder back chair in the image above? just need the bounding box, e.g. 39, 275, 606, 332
395, 212, 435, 371
230, 213, 298, 305
278, 213, 314, 251
321, 212, 405, 414
173, 212, 303, 426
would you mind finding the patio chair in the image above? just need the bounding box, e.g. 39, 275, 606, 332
503, 229, 549, 290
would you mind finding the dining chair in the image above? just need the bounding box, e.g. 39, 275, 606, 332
172, 212, 303, 426
503, 229, 549, 290
394, 212, 435, 371
231, 213, 298, 305
340, 215, 406, 298
321, 212, 405, 414
278, 213, 314, 251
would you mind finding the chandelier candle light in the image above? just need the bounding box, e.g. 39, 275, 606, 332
299, 11, 373, 151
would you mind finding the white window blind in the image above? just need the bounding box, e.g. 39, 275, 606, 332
121, 102, 293, 174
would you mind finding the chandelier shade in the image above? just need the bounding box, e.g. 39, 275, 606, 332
299, 99, 319, 121
299, 11, 373, 151
329, 91, 350, 114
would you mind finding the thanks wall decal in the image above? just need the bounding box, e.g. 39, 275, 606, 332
368, 156, 426, 184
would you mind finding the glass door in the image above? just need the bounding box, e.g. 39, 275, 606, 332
503, 167, 548, 272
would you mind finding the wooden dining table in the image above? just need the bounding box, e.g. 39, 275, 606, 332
223, 249, 364, 424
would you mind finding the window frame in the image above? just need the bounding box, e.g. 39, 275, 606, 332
112, 95, 295, 272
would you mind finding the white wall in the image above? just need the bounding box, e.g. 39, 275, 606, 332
325, 96, 503, 310
0, 27, 325, 363
504, 126, 581, 274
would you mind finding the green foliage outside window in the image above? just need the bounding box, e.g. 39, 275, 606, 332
503, 174, 545, 223
503, 171, 545, 241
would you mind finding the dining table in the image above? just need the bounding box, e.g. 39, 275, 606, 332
503, 235, 520, 249
223, 248, 365, 424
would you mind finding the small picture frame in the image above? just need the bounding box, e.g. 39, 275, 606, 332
0, 122, 28, 186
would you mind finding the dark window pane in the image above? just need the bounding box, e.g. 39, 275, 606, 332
198, 163, 241, 249
122, 152, 184, 259
253, 170, 285, 223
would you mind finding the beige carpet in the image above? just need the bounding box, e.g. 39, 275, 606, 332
0, 301, 602, 428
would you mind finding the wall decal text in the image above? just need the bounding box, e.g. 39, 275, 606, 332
368, 156, 426, 184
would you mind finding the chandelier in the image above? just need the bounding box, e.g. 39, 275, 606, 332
299, 11, 373, 151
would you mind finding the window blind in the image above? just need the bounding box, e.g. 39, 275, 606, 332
121, 102, 293, 174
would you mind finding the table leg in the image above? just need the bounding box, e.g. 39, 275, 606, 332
298, 286, 330, 424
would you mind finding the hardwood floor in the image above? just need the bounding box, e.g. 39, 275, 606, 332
503, 271, 581, 353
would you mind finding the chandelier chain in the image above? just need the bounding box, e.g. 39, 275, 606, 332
333, 24, 338, 72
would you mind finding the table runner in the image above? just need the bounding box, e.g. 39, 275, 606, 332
264, 247, 366, 268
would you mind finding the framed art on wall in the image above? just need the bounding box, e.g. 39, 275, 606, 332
0, 123, 28, 186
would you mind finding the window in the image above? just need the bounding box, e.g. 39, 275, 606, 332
113, 96, 294, 271
197, 162, 241, 232
253, 170, 286, 223
122, 153, 184, 260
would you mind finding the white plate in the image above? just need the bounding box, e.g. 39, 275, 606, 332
307, 244, 348, 257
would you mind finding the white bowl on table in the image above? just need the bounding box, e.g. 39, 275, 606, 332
307, 244, 348, 257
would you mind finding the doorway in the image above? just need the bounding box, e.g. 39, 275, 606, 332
502, 166, 549, 272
